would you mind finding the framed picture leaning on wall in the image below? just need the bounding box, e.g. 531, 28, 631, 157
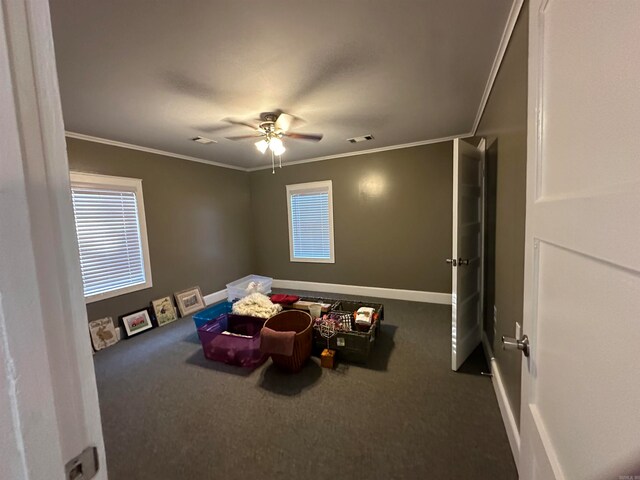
88, 317, 119, 351
174, 286, 205, 317
151, 296, 179, 327
120, 308, 153, 337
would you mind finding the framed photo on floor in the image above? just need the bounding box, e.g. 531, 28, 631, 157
151, 296, 178, 327
120, 308, 153, 337
174, 286, 205, 317
88, 317, 119, 351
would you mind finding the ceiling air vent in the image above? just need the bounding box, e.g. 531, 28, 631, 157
191, 136, 217, 145
347, 134, 374, 144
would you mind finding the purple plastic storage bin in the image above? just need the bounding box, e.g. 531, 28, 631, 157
197, 314, 267, 368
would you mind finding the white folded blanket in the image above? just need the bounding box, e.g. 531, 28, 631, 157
232, 293, 282, 319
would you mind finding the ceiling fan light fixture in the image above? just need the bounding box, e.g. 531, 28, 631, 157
225, 112, 321, 172
255, 139, 269, 154
271, 144, 286, 156
269, 137, 286, 156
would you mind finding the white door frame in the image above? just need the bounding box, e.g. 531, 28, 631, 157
519, 2, 562, 475
0, 0, 107, 478
477, 137, 487, 350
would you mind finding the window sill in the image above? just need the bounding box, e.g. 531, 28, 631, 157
289, 257, 335, 264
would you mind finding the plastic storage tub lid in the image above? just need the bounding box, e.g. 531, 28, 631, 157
226, 274, 273, 290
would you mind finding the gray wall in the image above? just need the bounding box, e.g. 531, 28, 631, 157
249, 142, 453, 292
67, 138, 253, 324
476, 3, 528, 426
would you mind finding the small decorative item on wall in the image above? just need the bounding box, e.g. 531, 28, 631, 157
120, 308, 153, 337
88, 317, 119, 351
174, 286, 205, 317
151, 296, 178, 327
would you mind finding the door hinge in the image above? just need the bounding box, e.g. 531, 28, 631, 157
65, 446, 99, 480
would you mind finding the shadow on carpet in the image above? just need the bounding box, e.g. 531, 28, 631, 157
456, 344, 490, 376
181, 330, 202, 345
185, 349, 256, 377
258, 359, 323, 396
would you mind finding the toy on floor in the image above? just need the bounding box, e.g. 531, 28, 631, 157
318, 315, 337, 349
321, 348, 336, 369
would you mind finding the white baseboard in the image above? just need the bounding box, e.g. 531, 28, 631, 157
201, 280, 451, 309
203, 289, 228, 305
490, 357, 520, 471
271, 279, 451, 304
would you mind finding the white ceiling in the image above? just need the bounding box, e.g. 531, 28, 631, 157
50, 0, 514, 169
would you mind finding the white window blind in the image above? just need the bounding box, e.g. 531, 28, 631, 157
287, 181, 335, 263
70, 173, 152, 302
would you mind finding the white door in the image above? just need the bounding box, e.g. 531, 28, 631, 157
518, 1, 640, 478
450, 138, 484, 371
0, 0, 107, 478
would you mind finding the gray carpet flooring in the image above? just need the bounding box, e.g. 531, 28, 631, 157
93, 291, 517, 480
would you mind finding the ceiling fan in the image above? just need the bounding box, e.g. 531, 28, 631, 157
224, 111, 323, 173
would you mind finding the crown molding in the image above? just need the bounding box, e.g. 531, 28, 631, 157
64, 131, 247, 171
66, 131, 474, 173
471, 0, 525, 135
245, 133, 471, 172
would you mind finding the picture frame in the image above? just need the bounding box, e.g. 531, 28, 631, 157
88, 317, 119, 351
120, 308, 153, 337
151, 296, 178, 327
174, 286, 205, 317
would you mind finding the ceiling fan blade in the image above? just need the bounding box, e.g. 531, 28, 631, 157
275, 113, 295, 132
284, 132, 324, 142
193, 123, 233, 134
222, 117, 260, 130
225, 134, 263, 141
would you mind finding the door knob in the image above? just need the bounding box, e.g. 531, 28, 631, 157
445, 258, 457, 267
458, 258, 469, 266
501, 334, 530, 357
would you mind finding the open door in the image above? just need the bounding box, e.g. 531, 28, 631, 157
1, 0, 106, 478
450, 138, 484, 371
516, 1, 640, 478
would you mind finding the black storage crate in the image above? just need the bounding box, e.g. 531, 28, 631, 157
313, 300, 384, 364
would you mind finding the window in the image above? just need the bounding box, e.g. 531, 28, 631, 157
287, 180, 335, 263
70, 172, 152, 303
